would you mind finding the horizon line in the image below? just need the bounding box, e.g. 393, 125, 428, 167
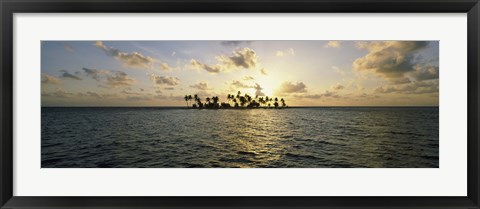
41, 105, 439, 108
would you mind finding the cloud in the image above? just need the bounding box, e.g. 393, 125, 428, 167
153, 94, 185, 101
191, 48, 259, 74
353, 41, 430, 82
190, 59, 222, 73
105, 71, 136, 88
62, 42, 74, 52
293, 90, 340, 99
253, 83, 265, 96
79, 67, 136, 88
260, 68, 268, 75
325, 41, 342, 48
81, 67, 110, 81
59, 70, 82, 80
220, 47, 258, 69
276, 48, 295, 57
150, 75, 180, 86
389, 77, 412, 84
160, 63, 171, 72
332, 84, 345, 90
356, 93, 380, 99
278, 81, 307, 93
127, 95, 153, 101
75, 91, 118, 100
83, 91, 103, 99
41, 73, 61, 85
374, 80, 438, 94
243, 76, 254, 81
42, 88, 74, 98
412, 65, 439, 81
121, 89, 142, 96
95, 41, 155, 69
189, 82, 211, 90
231, 80, 252, 89
332, 66, 345, 76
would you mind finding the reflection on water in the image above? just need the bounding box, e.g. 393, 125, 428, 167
41, 107, 439, 168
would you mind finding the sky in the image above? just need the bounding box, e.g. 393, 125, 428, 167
41, 40, 439, 106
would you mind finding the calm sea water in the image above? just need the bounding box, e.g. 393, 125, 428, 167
41, 107, 439, 168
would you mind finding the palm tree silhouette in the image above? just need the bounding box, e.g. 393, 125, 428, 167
186, 91, 289, 109
184, 95, 189, 108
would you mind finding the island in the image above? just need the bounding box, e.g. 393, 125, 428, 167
184, 91, 287, 109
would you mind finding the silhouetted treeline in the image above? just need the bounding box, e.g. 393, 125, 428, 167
184, 91, 287, 109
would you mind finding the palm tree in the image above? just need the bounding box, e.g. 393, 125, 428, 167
184, 95, 189, 108
186, 91, 289, 109
258, 97, 264, 107
212, 96, 219, 108
246, 94, 252, 103
239, 96, 246, 107
196, 97, 203, 108
188, 95, 192, 107
227, 94, 231, 105
232, 98, 238, 107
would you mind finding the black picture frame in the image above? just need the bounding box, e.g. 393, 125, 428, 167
1, 0, 479, 208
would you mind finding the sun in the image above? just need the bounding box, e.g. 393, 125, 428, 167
255, 77, 279, 97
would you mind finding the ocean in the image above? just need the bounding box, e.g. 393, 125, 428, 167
41, 107, 439, 168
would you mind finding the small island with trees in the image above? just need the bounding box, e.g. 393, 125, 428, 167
184, 91, 288, 109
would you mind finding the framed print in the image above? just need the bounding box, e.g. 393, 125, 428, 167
1, 0, 479, 208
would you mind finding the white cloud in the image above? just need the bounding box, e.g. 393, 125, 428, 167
190, 48, 259, 74
190, 59, 223, 73
253, 83, 265, 96
278, 81, 307, 94
260, 68, 268, 75
325, 41, 341, 48
353, 41, 430, 82
243, 76, 254, 81
150, 74, 180, 86
95, 41, 155, 69
42, 88, 74, 98
332, 66, 345, 76
332, 84, 345, 91
105, 71, 136, 88
374, 80, 438, 94
276, 48, 295, 57
189, 82, 211, 90
41, 73, 61, 85
231, 80, 252, 89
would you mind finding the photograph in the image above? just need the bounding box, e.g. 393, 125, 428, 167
41, 40, 439, 168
